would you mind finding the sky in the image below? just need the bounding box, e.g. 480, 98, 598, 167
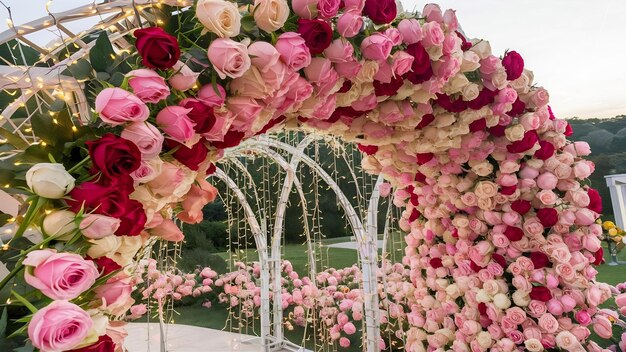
1, 0, 625, 119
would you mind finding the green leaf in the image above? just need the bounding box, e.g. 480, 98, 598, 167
0, 127, 29, 150
65, 58, 93, 80
0, 40, 40, 66
89, 32, 115, 72
109, 71, 126, 87
30, 109, 74, 149
10, 291, 37, 314
0, 307, 7, 338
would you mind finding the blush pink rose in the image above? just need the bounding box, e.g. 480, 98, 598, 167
28, 301, 92, 352
151, 218, 185, 242
208, 38, 251, 79
24, 249, 98, 300
391, 50, 414, 76
421, 21, 444, 48
148, 162, 185, 196
361, 33, 393, 60
575, 208, 596, 225
169, 61, 200, 91
563, 141, 591, 157
80, 214, 121, 239
398, 18, 423, 44
95, 276, 135, 315
95, 88, 149, 126
178, 179, 218, 224
337, 10, 363, 38
121, 122, 164, 159
291, 0, 317, 19
275, 32, 311, 70
593, 315, 613, 339
127, 69, 170, 103
156, 106, 196, 143
536, 172, 558, 190
198, 84, 226, 107
318, 0, 340, 19
324, 38, 354, 63
248, 41, 281, 71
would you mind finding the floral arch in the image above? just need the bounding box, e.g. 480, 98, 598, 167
0, 0, 618, 352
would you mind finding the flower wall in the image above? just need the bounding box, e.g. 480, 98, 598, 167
0, 0, 616, 351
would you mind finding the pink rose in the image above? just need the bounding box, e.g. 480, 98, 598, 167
275, 32, 312, 71
593, 315, 613, 339
536, 190, 558, 205
178, 179, 218, 224
536, 172, 558, 190
198, 84, 226, 107
339, 337, 350, 348
538, 313, 559, 333
24, 250, 98, 300
361, 33, 393, 60
398, 18, 423, 44
555, 331, 581, 350
129, 304, 148, 319
304, 57, 334, 85
169, 61, 200, 91
127, 69, 170, 103
151, 218, 185, 242
318, 0, 340, 19
337, 10, 363, 38
156, 106, 196, 143
248, 41, 281, 71
95, 275, 134, 315
121, 122, 164, 159
324, 38, 354, 63
148, 162, 185, 196
343, 0, 364, 11
573, 161, 593, 179
291, 0, 317, 19
563, 141, 591, 157
230, 66, 275, 99
208, 38, 251, 79
227, 96, 263, 132
335, 59, 362, 79
28, 301, 92, 351
95, 88, 149, 126
391, 50, 414, 76
343, 322, 357, 335
421, 21, 444, 48
575, 310, 592, 326
80, 214, 121, 239
575, 208, 596, 225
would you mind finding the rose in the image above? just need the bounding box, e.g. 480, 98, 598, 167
529, 286, 552, 302
474, 181, 498, 199
195, 0, 240, 38
208, 38, 251, 79
147, 161, 186, 197
156, 106, 196, 143
121, 122, 164, 160
253, 0, 289, 33
131, 157, 163, 183
593, 315, 613, 339
95, 88, 149, 126
421, 22, 445, 48
230, 66, 274, 99
42, 210, 77, 240
178, 179, 218, 224
297, 19, 333, 55
24, 250, 98, 300
26, 163, 75, 199
126, 69, 170, 103
530, 251, 549, 269
292, 0, 317, 19
536, 207, 558, 227
178, 98, 217, 135
68, 335, 115, 352
198, 84, 226, 107
165, 139, 209, 171
80, 214, 121, 239
337, 10, 363, 38
317, 0, 340, 18
134, 27, 180, 69
324, 39, 354, 63
169, 61, 200, 91
275, 32, 311, 70
95, 276, 134, 316
363, 0, 397, 24
502, 50, 524, 80
398, 19, 422, 45
87, 133, 142, 180
151, 218, 185, 241
28, 301, 92, 352
587, 188, 602, 213
360, 33, 393, 60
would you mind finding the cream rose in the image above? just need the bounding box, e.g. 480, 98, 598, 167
26, 163, 75, 199
42, 210, 77, 240
461, 83, 480, 101
253, 0, 289, 33
475, 181, 498, 199
470, 161, 493, 177
196, 0, 241, 38
505, 124, 525, 142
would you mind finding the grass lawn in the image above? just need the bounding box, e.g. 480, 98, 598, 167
168, 239, 626, 350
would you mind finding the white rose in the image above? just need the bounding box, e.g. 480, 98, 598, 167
445, 283, 461, 298
505, 124, 525, 142
470, 161, 493, 177
476, 331, 493, 349
470, 40, 492, 59
493, 293, 511, 309
356, 60, 379, 83
253, 0, 289, 33
87, 235, 121, 259
511, 290, 530, 307
196, 0, 241, 38
475, 289, 491, 303
461, 83, 479, 101
73, 311, 109, 349
42, 210, 77, 240
524, 339, 544, 352
26, 163, 75, 199
445, 74, 469, 94
460, 51, 480, 72
491, 68, 508, 90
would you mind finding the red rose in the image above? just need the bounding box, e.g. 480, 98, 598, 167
529, 286, 552, 302
536, 208, 558, 228
492, 253, 507, 268
548, 106, 555, 120
478, 303, 487, 315
488, 124, 506, 137
506, 130, 538, 153
502, 50, 524, 80
436, 93, 467, 113
564, 122, 573, 136
510, 200, 531, 215
404, 42, 433, 84
206, 163, 216, 175
69, 334, 115, 352
504, 226, 524, 241
469, 118, 487, 132
416, 153, 434, 165
357, 144, 378, 155
90, 256, 122, 277
587, 188, 602, 213
467, 88, 498, 110
297, 19, 333, 55
500, 185, 517, 196
373, 75, 404, 96
87, 134, 141, 180
470, 260, 482, 272
416, 114, 435, 129
134, 27, 180, 70
456, 31, 472, 51
593, 248, 604, 266
338, 80, 352, 93
363, 0, 397, 24
211, 130, 246, 149
508, 97, 526, 117
180, 99, 216, 134
408, 208, 421, 222
68, 178, 146, 236
530, 252, 550, 269
534, 141, 555, 160
414, 172, 426, 183
430, 257, 443, 268
165, 139, 209, 171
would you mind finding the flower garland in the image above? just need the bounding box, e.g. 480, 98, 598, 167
0, 0, 617, 351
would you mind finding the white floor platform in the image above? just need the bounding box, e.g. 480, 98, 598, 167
124, 323, 310, 352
